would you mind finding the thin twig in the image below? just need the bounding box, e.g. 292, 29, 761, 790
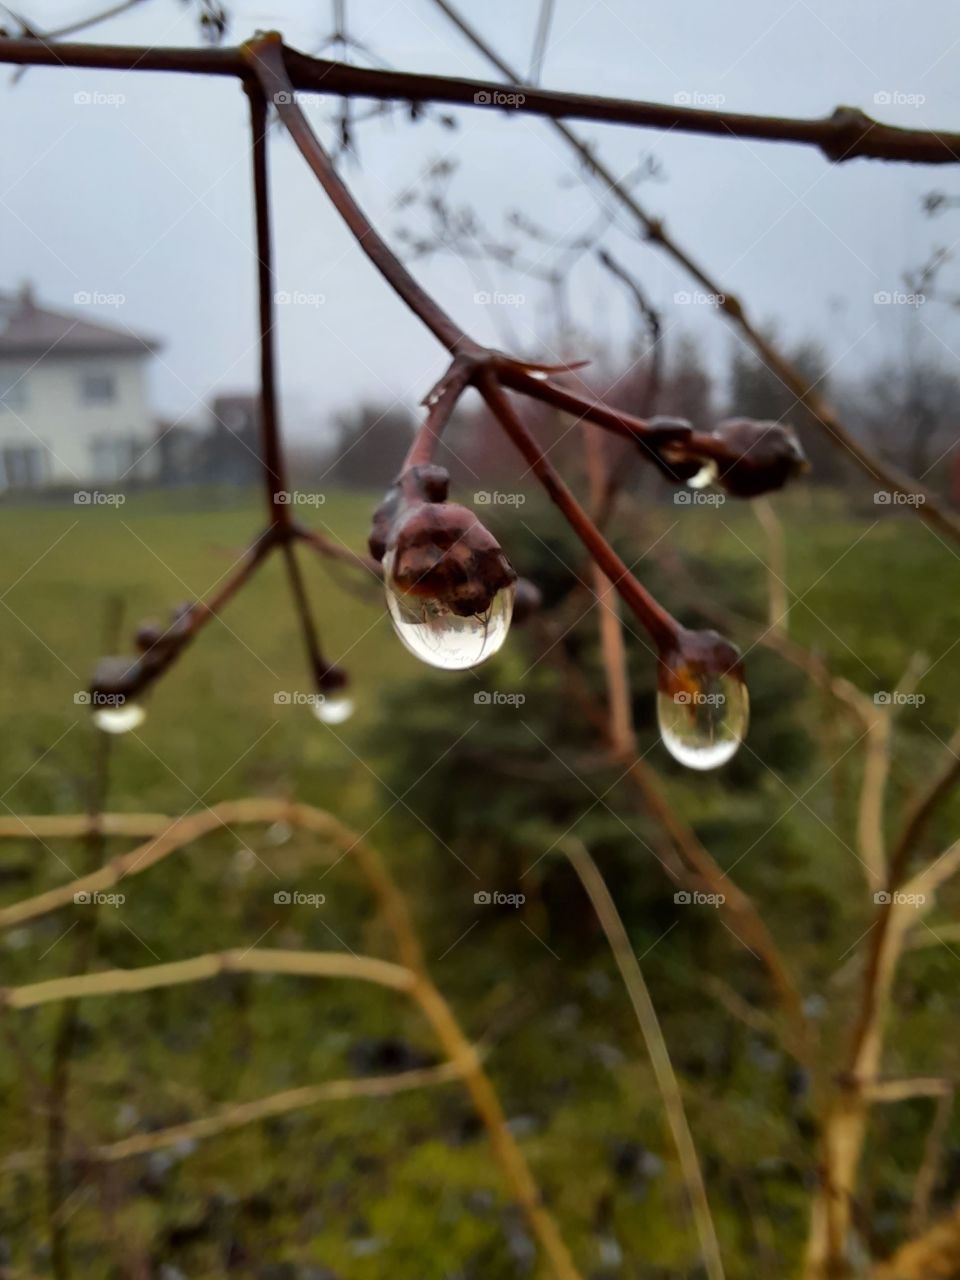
427, 0, 960, 543
561, 836, 725, 1280
3, 1060, 471, 1172
2, 949, 417, 1008
0, 801, 583, 1279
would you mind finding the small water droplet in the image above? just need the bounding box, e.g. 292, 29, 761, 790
311, 693, 355, 725
657, 633, 748, 769
92, 703, 146, 735
687, 460, 718, 490
383, 551, 515, 670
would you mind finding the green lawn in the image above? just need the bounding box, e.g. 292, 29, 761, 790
1, 485, 958, 1277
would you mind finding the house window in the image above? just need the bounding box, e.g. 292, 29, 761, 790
80, 372, 116, 405
0, 367, 27, 412
2, 445, 46, 488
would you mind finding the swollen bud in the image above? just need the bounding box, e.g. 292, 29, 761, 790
710, 419, 808, 497
383, 501, 517, 670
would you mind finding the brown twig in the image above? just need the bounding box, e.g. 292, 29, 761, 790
247, 80, 290, 527
479, 373, 678, 650
428, 0, 960, 543
1, 35, 959, 165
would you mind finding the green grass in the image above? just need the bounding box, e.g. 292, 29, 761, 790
1, 485, 958, 1277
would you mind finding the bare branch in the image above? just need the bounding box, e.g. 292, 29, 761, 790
2, 34, 960, 165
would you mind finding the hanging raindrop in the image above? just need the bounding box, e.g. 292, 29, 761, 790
92, 702, 146, 735
311, 693, 355, 725
656, 631, 749, 770
383, 549, 515, 671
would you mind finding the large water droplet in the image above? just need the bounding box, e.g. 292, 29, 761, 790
92, 702, 146, 735
311, 693, 355, 725
383, 551, 515, 670
657, 669, 749, 770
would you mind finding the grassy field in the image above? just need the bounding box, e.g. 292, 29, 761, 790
0, 485, 958, 1277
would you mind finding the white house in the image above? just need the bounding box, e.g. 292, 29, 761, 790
0, 284, 161, 488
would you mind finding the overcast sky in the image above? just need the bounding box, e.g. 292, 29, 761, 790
3, 0, 960, 439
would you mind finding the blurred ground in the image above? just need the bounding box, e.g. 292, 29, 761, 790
1, 487, 958, 1277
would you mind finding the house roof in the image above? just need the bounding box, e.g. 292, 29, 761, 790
0, 284, 161, 359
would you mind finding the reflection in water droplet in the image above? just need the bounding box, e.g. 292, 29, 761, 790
656, 670, 749, 770
687, 460, 718, 490
383, 551, 515, 671
311, 694, 355, 726
92, 702, 146, 735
